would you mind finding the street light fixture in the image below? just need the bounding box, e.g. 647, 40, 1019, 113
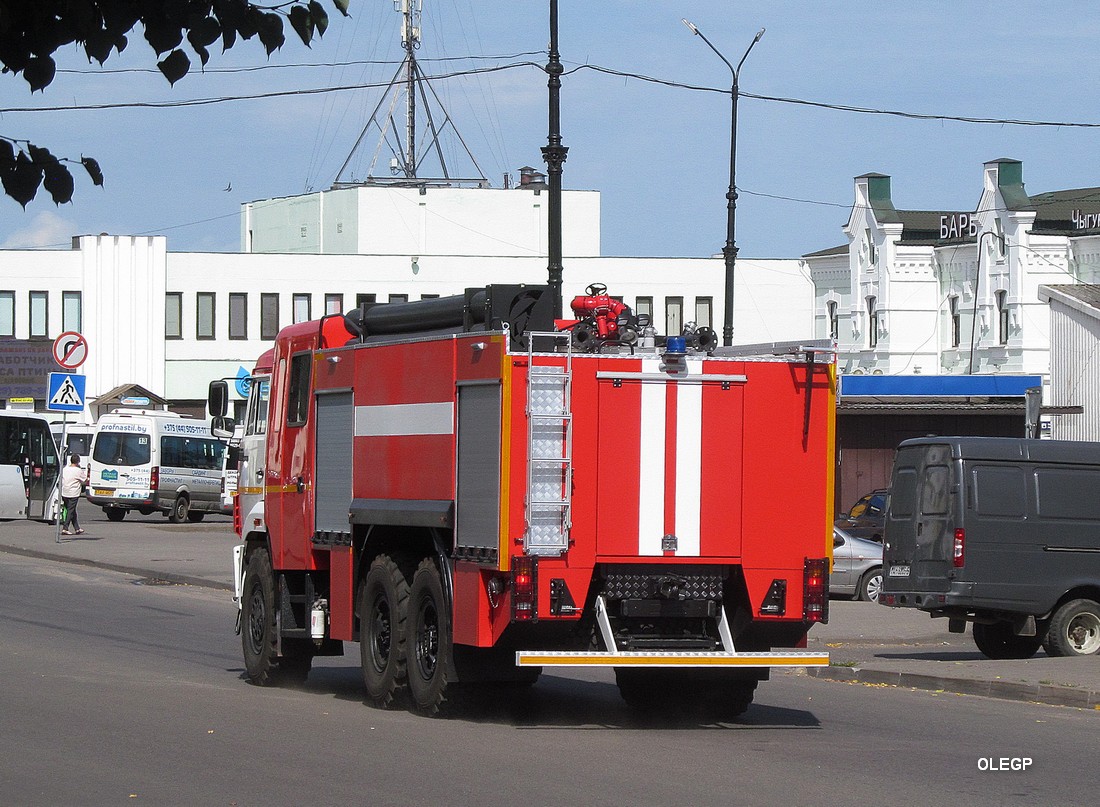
683, 19, 765, 347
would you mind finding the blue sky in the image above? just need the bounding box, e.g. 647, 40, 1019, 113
2, 1, 1099, 259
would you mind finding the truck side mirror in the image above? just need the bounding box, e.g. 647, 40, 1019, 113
208, 380, 229, 418
211, 415, 235, 440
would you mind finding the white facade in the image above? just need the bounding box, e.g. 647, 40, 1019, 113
242, 184, 602, 259
1039, 284, 1100, 441
805, 159, 1100, 388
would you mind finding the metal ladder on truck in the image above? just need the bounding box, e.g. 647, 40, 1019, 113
524, 333, 573, 556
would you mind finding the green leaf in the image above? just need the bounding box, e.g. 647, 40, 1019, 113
2, 151, 43, 208
145, 21, 185, 55
188, 16, 222, 49
289, 6, 313, 47
23, 56, 57, 92
332, 0, 351, 17
257, 12, 285, 55
309, 2, 329, 37
43, 161, 75, 205
157, 49, 191, 85
82, 157, 104, 187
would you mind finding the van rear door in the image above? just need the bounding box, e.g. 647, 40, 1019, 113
884, 442, 955, 594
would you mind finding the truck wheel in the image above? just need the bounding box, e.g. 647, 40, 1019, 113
358, 555, 409, 707
242, 548, 280, 685
104, 508, 126, 522
406, 557, 453, 715
186, 511, 205, 523
1043, 599, 1100, 656
972, 621, 1043, 659
859, 568, 883, 602
169, 495, 190, 523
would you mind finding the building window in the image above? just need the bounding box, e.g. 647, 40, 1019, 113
666, 297, 684, 336
827, 300, 838, 341
293, 293, 311, 323
325, 293, 343, 315
62, 292, 82, 332
694, 297, 713, 330
355, 293, 377, 308
0, 291, 14, 336
949, 296, 961, 348
165, 292, 182, 339
388, 294, 408, 304
635, 296, 653, 322
229, 293, 248, 340
261, 293, 280, 340
867, 296, 878, 349
197, 292, 216, 340
29, 291, 47, 337
993, 219, 1006, 262
865, 229, 876, 266
997, 290, 1009, 345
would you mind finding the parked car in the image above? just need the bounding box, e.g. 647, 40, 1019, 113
834, 488, 888, 542
831, 526, 883, 602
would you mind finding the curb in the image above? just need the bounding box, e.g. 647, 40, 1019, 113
0, 543, 232, 593
808, 664, 1100, 709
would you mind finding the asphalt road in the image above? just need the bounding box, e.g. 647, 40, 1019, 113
1, 549, 1096, 807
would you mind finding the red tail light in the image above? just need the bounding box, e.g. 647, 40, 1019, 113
150, 466, 159, 491
803, 557, 829, 623
953, 528, 965, 567
510, 555, 538, 622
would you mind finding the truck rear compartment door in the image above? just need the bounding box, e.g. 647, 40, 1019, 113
886, 444, 953, 592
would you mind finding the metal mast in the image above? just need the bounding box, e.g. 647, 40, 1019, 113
543, 0, 568, 318
333, 0, 488, 188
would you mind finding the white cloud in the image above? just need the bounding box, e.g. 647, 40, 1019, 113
1, 210, 76, 249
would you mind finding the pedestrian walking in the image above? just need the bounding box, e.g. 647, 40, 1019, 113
60, 454, 88, 536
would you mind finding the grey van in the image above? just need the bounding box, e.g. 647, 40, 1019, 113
880, 436, 1100, 659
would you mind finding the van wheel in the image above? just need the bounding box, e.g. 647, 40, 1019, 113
1043, 599, 1100, 656
105, 508, 126, 522
169, 496, 190, 523
187, 511, 205, 523
859, 568, 883, 602
972, 621, 1043, 659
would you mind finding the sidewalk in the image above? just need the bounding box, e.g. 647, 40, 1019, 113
2, 514, 1099, 709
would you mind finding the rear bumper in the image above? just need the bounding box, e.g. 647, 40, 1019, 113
516, 650, 829, 668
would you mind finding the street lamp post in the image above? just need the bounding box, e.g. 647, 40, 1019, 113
683, 20, 764, 347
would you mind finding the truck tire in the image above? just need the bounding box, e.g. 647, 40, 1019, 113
104, 508, 126, 522
972, 621, 1043, 660
358, 555, 409, 707
406, 557, 453, 715
242, 548, 280, 685
1043, 599, 1100, 657
169, 495, 190, 523
859, 568, 883, 602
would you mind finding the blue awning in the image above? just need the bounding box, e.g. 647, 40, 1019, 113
840, 374, 1041, 398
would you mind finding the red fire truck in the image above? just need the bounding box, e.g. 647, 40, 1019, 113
209, 284, 835, 716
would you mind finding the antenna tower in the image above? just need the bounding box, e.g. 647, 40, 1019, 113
333, 0, 489, 188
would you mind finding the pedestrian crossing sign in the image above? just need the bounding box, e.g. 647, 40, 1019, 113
47, 372, 86, 412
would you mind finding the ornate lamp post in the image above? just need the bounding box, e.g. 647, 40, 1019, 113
683, 20, 765, 346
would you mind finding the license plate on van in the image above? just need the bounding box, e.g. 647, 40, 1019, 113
93, 488, 113, 497
888, 564, 910, 578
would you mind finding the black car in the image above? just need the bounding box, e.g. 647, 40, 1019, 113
834, 488, 887, 542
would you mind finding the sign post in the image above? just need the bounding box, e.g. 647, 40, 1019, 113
49, 332, 89, 542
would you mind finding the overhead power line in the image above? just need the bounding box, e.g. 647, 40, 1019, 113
5, 59, 1100, 131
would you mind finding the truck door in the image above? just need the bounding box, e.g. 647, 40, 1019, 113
268, 346, 316, 565
884, 443, 953, 593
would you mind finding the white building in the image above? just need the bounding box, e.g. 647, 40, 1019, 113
804, 158, 1100, 506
